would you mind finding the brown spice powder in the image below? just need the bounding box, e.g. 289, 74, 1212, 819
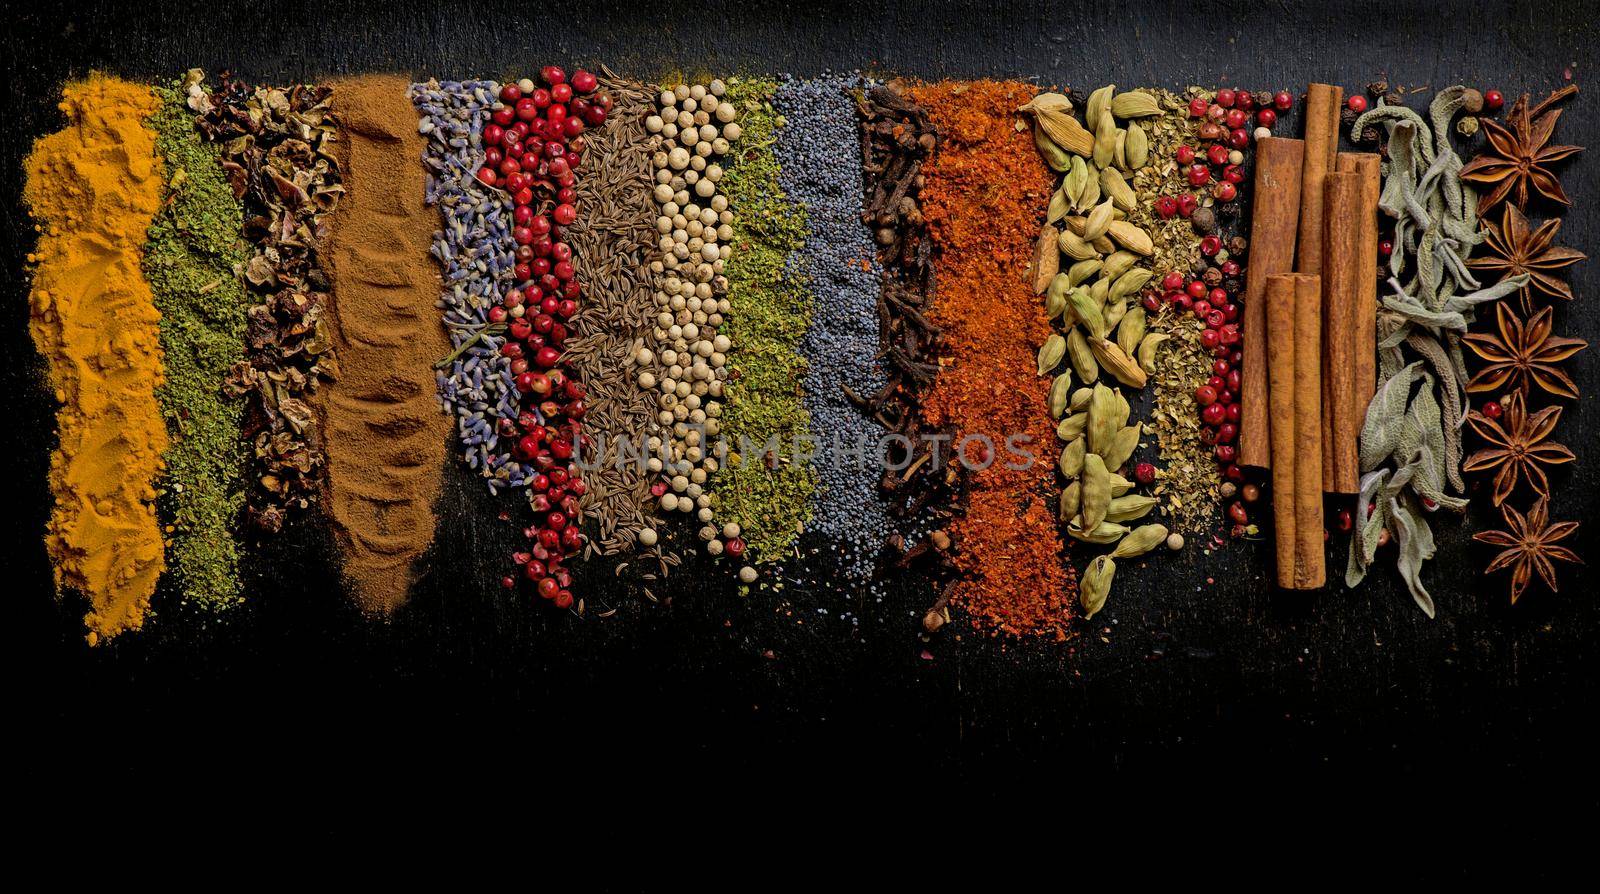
909, 80, 1076, 639
321, 75, 451, 613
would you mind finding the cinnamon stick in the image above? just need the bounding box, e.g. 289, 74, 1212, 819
1336, 152, 1382, 417
1295, 84, 1343, 276
1239, 137, 1304, 470
1265, 275, 1301, 589
1291, 272, 1325, 589
1321, 171, 1363, 494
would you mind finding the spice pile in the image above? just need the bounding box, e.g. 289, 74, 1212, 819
1022, 85, 1174, 621
415, 78, 525, 492
196, 75, 342, 535
711, 78, 813, 569
629, 78, 746, 577
321, 75, 452, 613
471, 67, 611, 610
143, 73, 250, 612
1460, 86, 1585, 604
26, 75, 169, 643
563, 70, 671, 568
1344, 87, 1529, 614
909, 79, 1073, 638
775, 74, 892, 583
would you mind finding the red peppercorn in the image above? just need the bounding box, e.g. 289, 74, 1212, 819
1194, 384, 1219, 406
1227, 501, 1248, 525
1223, 164, 1246, 184
1215, 88, 1236, 108
1187, 163, 1212, 186
1155, 195, 1179, 218
1482, 399, 1504, 419
1162, 271, 1185, 291
1224, 108, 1248, 130
1207, 143, 1230, 166
1201, 402, 1226, 426
1256, 108, 1277, 127
1186, 279, 1208, 299
1214, 182, 1238, 202
1228, 128, 1251, 149
1484, 89, 1504, 111
1176, 145, 1196, 165
1188, 96, 1210, 118
571, 70, 598, 94
1200, 235, 1222, 256
1347, 94, 1368, 113
1274, 90, 1294, 111
1199, 328, 1220, 350
1177, 194, 1200, 217
1133, 462, 1157, 485
541, 65, 566, 85
475, 167, 498, 187
1379, 239, 1393, 257
1236, 91, 1255, 111
553, 203, 577, 225
1142, 293, 1162, 313
1216, 444, 1237, 464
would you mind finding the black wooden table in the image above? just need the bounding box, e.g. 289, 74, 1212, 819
5, 0, 1597, 791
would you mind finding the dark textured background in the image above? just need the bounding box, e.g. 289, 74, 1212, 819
5, 0, 1598, 792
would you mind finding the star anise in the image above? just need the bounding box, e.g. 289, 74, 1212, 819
1467, 204, 1586, 311
1472, 495, 1580, 604
1460, 86, 1582, 215
1462, 302, 1587, 399
1463, 390, 1575, 505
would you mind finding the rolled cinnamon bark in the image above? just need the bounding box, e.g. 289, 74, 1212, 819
1291, 272, 1325, 589
1336, 152, 1382, 415
1322, 171, 1363, 494
1295, 84, 1343, 276
1240, 137, 1304, 471
1265, 274, 1301, 589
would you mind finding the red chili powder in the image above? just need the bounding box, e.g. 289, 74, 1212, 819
908, 80, 1077, 638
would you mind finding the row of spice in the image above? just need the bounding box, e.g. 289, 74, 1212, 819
22, 70, 1585, 646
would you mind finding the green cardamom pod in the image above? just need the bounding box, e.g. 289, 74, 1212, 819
1103, 298, 1127, 335
1080, 453, 1111, 530
1067, 518, 1128, 545
1089, 276, 1110, 316
1114, 127, 1128, 171
1125, 121, 1149, 169
1136, 331, 1169, 375
1066, 327, 1098, 384
1057, 411, 1086, 442
1048, 371, 1073, 419
1045, 277, 1070, 320
1058, 480, 1081, 523
1070, 386, 1094, 413
1068, 287, 1105, 340
1116, 306, 1147, 357
1105, 493, 1158, 523
1083, 197, 1114, 243
1085, 84, 1115, 134
1047, 184, 1070, 224
1110, 267, 1153, 302
1107, 472, 1134, 496
1087, 382, 1118, 456
1057, 227, 1097, 262
1073, 167, 1100, 212
1102, 424, 1141, 472
1093, 107, 1117, 169
1065, 155, 1089, 206
1079, 555, 1117, 619
1037, 333, 1066, 376
1058, 437, 1085, 479
1114, 388, 1131, 427
1066, 258, 1101, 288
1033, 121, 1071, 172
1111, 523, 1169, 559
1100, 250, 1138, 282
1109, 90, 1162, 119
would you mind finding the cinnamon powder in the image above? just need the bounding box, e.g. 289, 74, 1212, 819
321, 75, 451, 612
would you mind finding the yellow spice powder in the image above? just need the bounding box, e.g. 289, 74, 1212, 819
25, 74, 169, 644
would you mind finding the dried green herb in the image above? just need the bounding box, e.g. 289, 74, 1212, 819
143, 76, 249, 610
1346, 87, 1530, 616
712, 78, 815, 562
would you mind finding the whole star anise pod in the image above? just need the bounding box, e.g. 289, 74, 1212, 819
1467, 204, 1586, 311
1459, 86, 1582, 215
1463, 390, 1575, 505
1462, 302, 1588, 399
1473, 495, 1581, 604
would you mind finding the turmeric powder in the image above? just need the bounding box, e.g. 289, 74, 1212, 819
25, 74, 169, 644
